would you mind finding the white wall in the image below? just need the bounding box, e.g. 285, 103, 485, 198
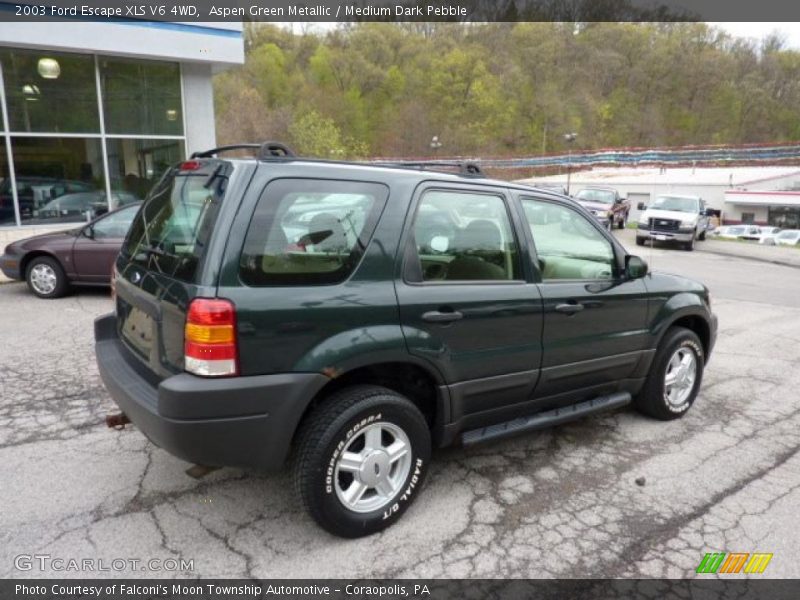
182, 62, 217, 156
0, 21, 243, 68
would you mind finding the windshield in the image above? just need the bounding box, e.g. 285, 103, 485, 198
651, 196, 699, 213
777, 230, 800, 239
121, 163, 227, 282
575, 189, 615, 205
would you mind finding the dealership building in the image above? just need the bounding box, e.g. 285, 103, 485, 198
524, 166, 800, 227
0, 20, 243, 241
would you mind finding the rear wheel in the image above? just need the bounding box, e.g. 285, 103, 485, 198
698, 230, 706, 241
635, 327, 704, 420
294, 385, 431, 538
25, 256, 69, 299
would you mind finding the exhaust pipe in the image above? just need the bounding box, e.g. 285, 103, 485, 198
106, 413, 131, 430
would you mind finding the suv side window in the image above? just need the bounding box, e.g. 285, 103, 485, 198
410, 190, 521, 282
520, 197, 615, 281
239, 179, 388, 286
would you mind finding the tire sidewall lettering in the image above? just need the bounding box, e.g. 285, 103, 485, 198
325, 412, 382, 494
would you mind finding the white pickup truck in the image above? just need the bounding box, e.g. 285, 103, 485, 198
636, 194, 711, 251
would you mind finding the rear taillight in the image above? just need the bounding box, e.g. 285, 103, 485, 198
184, 298, 238, 377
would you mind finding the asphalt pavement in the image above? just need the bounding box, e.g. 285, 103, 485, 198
0, 236, 798, 578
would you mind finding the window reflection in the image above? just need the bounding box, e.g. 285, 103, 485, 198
10, 137, 106, 224
100, 58, 183, 136
106, 138, 184, 204
0, 49, 99, 133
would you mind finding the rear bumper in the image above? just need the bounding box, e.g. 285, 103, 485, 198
0, 254, 22, 280
94, 314, 329, 470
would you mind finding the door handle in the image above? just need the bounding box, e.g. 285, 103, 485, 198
422, 310, 464, 323
555, 302, 584, 314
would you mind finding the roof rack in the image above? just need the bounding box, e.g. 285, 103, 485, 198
374, 160, 485, 178
191, 141, 296, 160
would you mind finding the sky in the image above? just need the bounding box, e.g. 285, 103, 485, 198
712, 23, 800, 47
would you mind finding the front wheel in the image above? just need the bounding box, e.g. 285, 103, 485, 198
635, 327, 705, 420
683, 234, 696, 251
294, 385, 431, 538
26, 256, 69, 298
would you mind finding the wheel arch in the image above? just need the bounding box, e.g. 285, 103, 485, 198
290, 358, 449, 449
20, 251, 65, 279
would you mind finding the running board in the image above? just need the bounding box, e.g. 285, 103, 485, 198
461, 392, 632, 446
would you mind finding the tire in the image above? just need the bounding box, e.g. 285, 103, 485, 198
683, 234, 696, 251
698, 230, 706, 241
636, 236, 645, 246
294, 385, 431, 538
25, 256, 69, 299
635, 326, 705, 421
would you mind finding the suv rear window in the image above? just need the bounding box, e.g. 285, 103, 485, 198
122, 162, 228, 282
239, 179, 388, 286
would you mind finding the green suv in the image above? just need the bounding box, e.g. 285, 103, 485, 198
95, 143, 717, 538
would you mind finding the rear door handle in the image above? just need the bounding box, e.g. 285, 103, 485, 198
422, 310, 464, 323
555, 303, 584, 314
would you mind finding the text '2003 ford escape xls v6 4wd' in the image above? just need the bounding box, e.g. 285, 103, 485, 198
95, 142, 717, 538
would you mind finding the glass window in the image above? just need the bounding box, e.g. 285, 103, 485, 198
0, 138, 15, 226
100, 58, 182, 135
123, 163, 227, 283
91, 204, 140, 239
0, 49, 99, 133
239, 179, 388, 286
9, 137, 106, 225
412, 191, 520, 282
521, 198, 616, 281
106, 138, 184, 203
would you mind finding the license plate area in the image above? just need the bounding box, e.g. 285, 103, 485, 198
118, 299, 156, 362
654, 234, 669, 241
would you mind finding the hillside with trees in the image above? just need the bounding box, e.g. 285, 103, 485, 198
213, 22, 800, 159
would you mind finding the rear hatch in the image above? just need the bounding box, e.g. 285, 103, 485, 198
114, 159, 241, 378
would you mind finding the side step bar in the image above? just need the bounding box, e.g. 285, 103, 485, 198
461, 392, 632, 446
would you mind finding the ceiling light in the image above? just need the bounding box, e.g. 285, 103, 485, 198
37, 57, 60, 79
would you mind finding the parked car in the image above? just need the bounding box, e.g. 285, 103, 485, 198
0, 177, 98, 223
94, 143, 717, 538
0, 203, 141, 298
636, 194, 710, 250
757, 226, 782, 245
532, 182, 568, 196
36, 191, 140, 221
774, 229, 800, 246
573, 186, 630, 230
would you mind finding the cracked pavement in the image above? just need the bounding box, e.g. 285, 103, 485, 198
1, 241, 798, 579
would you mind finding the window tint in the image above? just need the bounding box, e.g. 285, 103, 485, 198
412, 191, 520, 282
92, 205, 140, 239
239, 179, 388, 286
123, 165, 227, 282
521, 198, 616, 281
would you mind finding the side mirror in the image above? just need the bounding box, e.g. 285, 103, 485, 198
637, 202, 646, 211
625, 255, 648, 279
83, 225, 95, 239
704, 208, 714, 217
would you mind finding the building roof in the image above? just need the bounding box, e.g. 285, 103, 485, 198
520, 166, 800, 188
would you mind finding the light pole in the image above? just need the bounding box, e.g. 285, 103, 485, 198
564, 132, 577, 195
